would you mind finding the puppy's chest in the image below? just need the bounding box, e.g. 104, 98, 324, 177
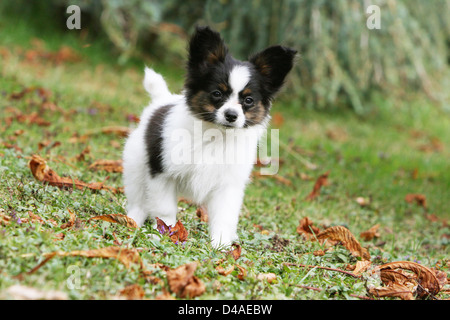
163, 128, 258, 195
166, 131, 257, 173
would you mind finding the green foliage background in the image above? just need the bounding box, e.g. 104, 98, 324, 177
1, 0, 449, 112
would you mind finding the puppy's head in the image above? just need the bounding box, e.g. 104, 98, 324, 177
185, 26, 296, 128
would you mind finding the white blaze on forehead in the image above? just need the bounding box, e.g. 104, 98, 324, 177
229, 65, 250, 94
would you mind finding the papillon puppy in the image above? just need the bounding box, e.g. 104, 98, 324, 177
123, 26, 296, 248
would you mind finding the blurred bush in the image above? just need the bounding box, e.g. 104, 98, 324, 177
1, 0, 449, 112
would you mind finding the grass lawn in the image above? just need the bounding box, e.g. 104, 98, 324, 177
0, 14, 449, 300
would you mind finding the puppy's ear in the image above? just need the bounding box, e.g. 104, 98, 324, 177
249, 45, 297, 97
188, 26, 228, 73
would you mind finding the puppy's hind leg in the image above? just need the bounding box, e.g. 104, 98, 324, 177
145, 176, 178, 228
123, 169, 150, 227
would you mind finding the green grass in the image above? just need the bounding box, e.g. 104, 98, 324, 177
0, 14, 449, 300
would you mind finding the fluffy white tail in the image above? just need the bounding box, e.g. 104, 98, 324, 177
143, 67, 171, 102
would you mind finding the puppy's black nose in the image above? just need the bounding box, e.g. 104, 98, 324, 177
224, 110, 238, 123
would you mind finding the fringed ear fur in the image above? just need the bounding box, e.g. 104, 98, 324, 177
188, 26, 229, 73
249, 45, 297, 96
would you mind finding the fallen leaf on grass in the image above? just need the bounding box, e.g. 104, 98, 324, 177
89, 214, 138, 228
317, 226, 370, 260
305, 171, 330, 201
235, 264, 247, 281
195, 206, 208, 222
252, 171, 292, 186
156, 217, 188, 244
352, 260, 372, 275
216, 265, 235, 276
117, 284, 145, 300
49, 247, 141, 268
313, 250, 325, 256
325, 127, 348, 142
296, 216, 321, 240
60, 209, 76, 229
74, 146, 91, 162
417, 137, 443, 153
166, 262, 205, 298
227, 243, 242, 260
28, 154, 119, 193
374, 261, 443, 299
368, 282, 415, 300
83, 126, 130, 138
272, 112, 284, 127
17, 112, 51, 127
37, 140, 61, 153
405, 193, 427, 209
360, 224, 380, 241
17, 246, 143, 280
24, 44, 81, 65
89, 160, 123, 173
0, 210, 11, 225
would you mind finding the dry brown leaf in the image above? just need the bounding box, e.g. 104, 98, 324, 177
25, 212, 46, 225
235, 264, 247, 281
74, 145, 91, 162
227, 243, 242, 260
353, 260, 372, 275
156, 217, 188, 244
375, 261, 441, 298
272, 112, 284, 127
89, 160, 123, 173
405, 193, 427, 209
118, 284, 145, 300
431, 268, 448, 291
368, 282, 415, 300
360, 224, 380, 241
325, 127, 348, 142
313, 250, 325, 256
252, 171, 292, 186
100, 126, 130, 137
317, 226, 370, 260
89, 214, 138, 228
60, 209, 76, 229
166, 262, 205, 298
216, 265, 235, 276
37, 140, 61, 153
379, 269, 412, 286
305, 171, 330, 201
196, 206, 208, 222
43, 246, 142, 269
170, 221, 188, 244
28, 155, 119, 193
296, 216, 321, 240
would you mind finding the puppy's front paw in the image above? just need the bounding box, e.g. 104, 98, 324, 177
210, 235, 237, 251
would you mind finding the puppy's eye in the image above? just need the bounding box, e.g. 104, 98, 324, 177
243, 97, 254, 107
211, 90, 223, 100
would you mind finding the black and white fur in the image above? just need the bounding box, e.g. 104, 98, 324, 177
123, 26, 296, 248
